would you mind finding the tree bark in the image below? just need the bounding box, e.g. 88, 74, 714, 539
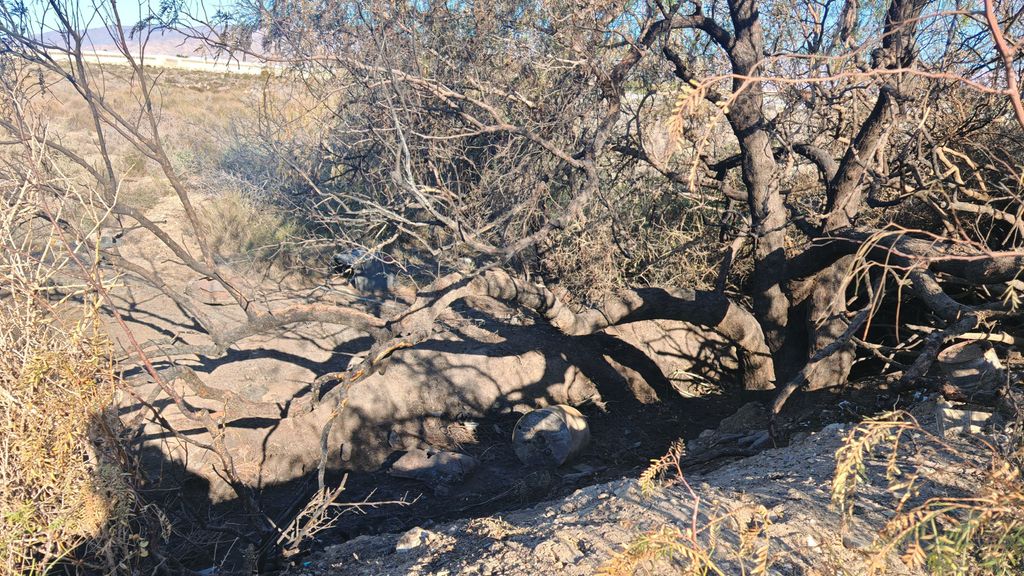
475, 270, 777, 390
802, 255, 858, 390
724, 0, 791, 353
825, 0, 929, 231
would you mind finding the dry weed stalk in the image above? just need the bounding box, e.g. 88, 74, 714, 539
602, 440, 772, 576
276, 478, 349, 558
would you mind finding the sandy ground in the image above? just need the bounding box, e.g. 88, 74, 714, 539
291, 406, 987, 576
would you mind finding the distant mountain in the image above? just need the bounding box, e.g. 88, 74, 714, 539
40, 25, 264, 59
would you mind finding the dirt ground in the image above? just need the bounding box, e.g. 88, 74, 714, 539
290, 402, 988, 576
102, 193, 780, 569
100, 193, 998, 574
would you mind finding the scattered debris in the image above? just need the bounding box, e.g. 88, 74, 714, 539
685, 402, 772, 460
934, 399, 992, 437
297, 421, 976, 576
331, 248, 397, 294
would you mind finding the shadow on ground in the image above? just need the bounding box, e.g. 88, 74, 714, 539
84, 297, 803, 573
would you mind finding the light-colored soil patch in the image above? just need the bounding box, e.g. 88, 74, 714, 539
294, 415, 984, 576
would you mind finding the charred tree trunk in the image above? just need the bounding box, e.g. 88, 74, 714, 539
724, 0, 792, 357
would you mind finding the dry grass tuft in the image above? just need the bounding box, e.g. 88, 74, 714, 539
198, 186, 314, 273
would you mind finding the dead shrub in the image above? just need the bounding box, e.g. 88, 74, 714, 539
542, 182, 725, 303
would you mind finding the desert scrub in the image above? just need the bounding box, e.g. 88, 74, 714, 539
832, 410, 1024, 575
198, 184, 314, 273
0, 287, 152, 573
0, 179, 158, 573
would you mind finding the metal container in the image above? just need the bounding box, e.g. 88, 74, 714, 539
936, 341, 1004, 389
512, 405, 590, 467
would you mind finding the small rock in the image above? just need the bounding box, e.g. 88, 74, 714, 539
789, 431, 810, 444
185, 277, 235, 306
551, 540, 583, 564
613, 482, 633, 498
512, 405, 590, 467
805, 534, 820, 548
686, 438, 707, 454
395, 527, 436, 552
842, 529, 872, 551
739, 430, 772, 450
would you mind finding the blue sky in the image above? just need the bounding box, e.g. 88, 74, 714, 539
98, 0, 155, 26
27, 0, 230, 28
